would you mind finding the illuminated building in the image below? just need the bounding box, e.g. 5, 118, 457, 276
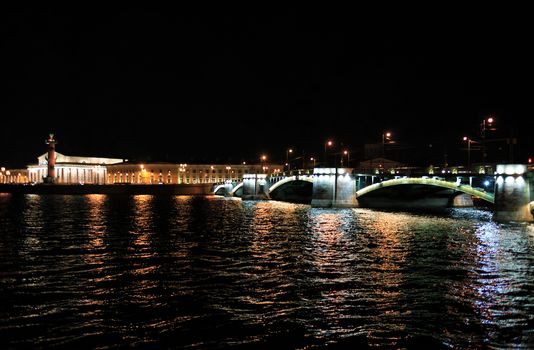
0, 168, 28, 184
27, 152, 124, 184
23, 153, 281, 185
106, 163, 282, 184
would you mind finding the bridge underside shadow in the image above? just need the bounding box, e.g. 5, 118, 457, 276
269, 180, 313, 204
268, 181, 478, 210
356, 185, 480, 211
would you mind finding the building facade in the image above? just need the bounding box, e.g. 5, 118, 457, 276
27, 152, 124, 184
0, 168, 28, 184
105, 163, 282, 184
24, 152, 282, 185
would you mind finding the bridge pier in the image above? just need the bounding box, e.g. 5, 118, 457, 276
311, 168, 357, 208
451, 193, 474, 207
242, 174, 269, 200
493, 164, 533, 222
223, 181, 235, 196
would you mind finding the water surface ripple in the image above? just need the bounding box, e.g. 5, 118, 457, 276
1, 194, 533, 348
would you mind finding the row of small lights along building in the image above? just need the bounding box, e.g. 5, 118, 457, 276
106, 162, 282, 185
2, 151, 283, 185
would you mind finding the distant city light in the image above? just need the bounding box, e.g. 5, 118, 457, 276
484, 180, 490, 187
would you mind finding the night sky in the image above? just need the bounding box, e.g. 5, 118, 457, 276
3, 9, 533, 168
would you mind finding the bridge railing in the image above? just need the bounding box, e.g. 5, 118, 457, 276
279, 169, 314, 177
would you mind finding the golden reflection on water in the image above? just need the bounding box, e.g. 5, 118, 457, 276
85, 194, 106, 251
250, 201, 276, 235
21, 194, 44, 255
365, 211, 408, 275
249, 201, 277, 260
306, 210, 354, 328
354, 210, 413, 341
132, 195, 155, 249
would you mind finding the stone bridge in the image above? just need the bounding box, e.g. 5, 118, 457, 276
213, 165, 534, 222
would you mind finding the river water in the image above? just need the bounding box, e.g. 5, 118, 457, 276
1, 194, 533, 349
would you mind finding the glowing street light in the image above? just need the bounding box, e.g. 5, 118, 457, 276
341, 149, 349, 167
310, 157, 316, 168
462, 136, 476, 173
286, 148, 293, 171
480, 116, 496, 171
260, 155, 267, 173
382, 131, 392, 157
324, 140, 333, 166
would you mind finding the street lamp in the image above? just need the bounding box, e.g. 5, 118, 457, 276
382, 131, 392, 157
324, 140, 333, 166
286, 148, 293, 171
480, 116, 495, 171
310, 157, 316, 168
260, 155, 267, 173
341, 150, 349, 167
463, 136, 473, 173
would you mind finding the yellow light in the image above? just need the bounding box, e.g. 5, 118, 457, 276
140, 164, 144, 169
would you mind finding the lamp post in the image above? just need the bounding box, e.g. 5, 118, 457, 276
480, 116, 495, 172
286, 148, 293, 171
382, 132, 391, 157
463, 136, 472, 173
342, 150, 349, 167
310, 157, 316, 168
261, 155, 267, 174
324, 140, 333, 166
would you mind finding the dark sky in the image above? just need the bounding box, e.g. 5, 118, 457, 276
2, 9, 533, 168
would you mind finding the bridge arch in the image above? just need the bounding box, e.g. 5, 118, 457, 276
268, 175, 314, 193
213, 184, 227, 195
355, 178, 494, 203
230, 182, 243, 196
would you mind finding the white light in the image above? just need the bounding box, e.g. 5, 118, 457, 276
484, 180, 490, 187
515, 164, 526, 175
497, 164, 526, 175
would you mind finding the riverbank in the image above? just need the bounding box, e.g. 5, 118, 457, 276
0, 183, 214, 195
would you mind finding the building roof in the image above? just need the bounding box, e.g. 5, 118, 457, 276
36, 152, 125, 166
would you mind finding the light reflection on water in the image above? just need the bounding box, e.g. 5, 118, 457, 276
0, 195, 533, 348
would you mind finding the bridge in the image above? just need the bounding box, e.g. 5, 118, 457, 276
213, 164, 534, 222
